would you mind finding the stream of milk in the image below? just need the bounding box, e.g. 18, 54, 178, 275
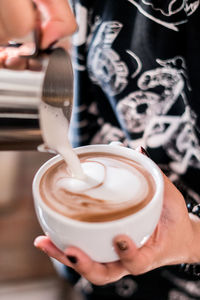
40, 102, 85, 179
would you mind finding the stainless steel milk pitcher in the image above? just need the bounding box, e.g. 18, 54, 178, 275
0, 43, 73, 150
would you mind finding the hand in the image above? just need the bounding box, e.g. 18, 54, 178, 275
34, 148, 200, 286
0, 0, 35, 44
0, 0, 77, 69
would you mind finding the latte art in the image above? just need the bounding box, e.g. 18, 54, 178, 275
40, 153, 155, 222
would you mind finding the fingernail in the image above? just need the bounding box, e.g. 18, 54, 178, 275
140, 147, 150, 157
33, 236, 45, 247
116, 240, 129, 251
66, 255, 78, 264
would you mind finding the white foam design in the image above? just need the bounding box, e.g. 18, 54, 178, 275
57, 157, 149, 204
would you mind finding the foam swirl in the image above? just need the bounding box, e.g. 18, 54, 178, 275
40, 153, 155, 222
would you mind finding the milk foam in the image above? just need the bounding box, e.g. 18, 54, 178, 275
57, 157, 149, 204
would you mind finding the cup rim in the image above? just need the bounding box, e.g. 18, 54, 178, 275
33, 144, 164, 229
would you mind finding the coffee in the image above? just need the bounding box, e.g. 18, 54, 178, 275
40, 152, 155, 222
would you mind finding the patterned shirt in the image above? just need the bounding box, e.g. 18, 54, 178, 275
68, 1, 200, 299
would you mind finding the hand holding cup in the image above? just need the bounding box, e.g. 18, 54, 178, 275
34, 145, 200, 285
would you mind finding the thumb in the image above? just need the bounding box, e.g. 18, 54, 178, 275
34, 0, 77, 49
114, 234, 158, 275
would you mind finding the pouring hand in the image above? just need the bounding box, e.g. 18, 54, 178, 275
0, 0, 77, 70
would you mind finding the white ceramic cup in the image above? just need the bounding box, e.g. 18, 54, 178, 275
33, 144, 164, 263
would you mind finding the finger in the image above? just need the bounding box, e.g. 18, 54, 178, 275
34, 236, 74, 268
34, 236, 128, 285
0, 47, 17, 68
0, 49, 7, 67
34, 0, 77, 49
65, 247, 129, 285
4, 56, 27, 70
28, 59, 43, 71
0, 0, 35, 42
114, 235, 156, 275
0, 44, 33, 70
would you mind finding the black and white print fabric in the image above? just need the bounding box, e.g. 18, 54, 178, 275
68, 1, 200, 298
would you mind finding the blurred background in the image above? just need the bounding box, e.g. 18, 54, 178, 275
0, 150, 81, 299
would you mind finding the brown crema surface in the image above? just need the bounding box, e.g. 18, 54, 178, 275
40, 153, 155, 222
